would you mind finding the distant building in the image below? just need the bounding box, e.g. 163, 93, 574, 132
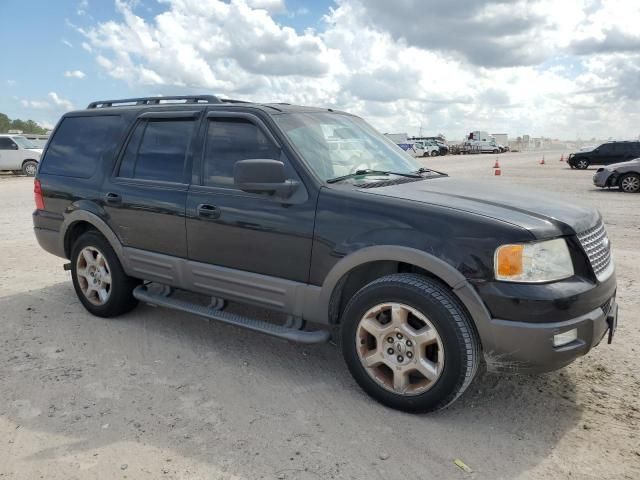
491, 133, 508, 146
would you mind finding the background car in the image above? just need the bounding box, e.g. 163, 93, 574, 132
593, 158, 640, 193
0, 134, 42, 176
568, 141, 640, 169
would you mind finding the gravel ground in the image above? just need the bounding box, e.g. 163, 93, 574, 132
0, 150, 639, 479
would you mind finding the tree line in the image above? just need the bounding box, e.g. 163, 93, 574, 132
0, 112, 49, 135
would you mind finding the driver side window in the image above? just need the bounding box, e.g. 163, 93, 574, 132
203, 118, 281, 188
0, 138, 17, 150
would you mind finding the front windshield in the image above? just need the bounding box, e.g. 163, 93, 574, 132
273, 112, 421, 181
12, 136, 38, 149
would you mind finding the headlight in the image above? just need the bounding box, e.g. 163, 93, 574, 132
494, 238, 574, 282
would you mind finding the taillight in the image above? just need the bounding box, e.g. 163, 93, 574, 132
34, 179, 45, 210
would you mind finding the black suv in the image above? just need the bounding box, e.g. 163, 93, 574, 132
568, 141, 640, 169
33, 95, 618, 412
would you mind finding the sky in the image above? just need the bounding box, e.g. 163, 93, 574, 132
1, 0, 640, 141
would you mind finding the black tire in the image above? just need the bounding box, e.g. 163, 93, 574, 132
430, 150, 439, 157
422, 152, 429, 158
70, 231, 139, 317
575, 158, 590, 169
340, 273, 480, 413
492, 149, 499, 154
619, 173, 640, 193
22, 160, 38, 176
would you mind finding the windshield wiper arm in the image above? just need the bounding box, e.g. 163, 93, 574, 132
326, 169, 422, 184
413, 167, 448, 177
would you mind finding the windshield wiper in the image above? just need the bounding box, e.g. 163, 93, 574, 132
326, 169, 422, 184
413, 167, 448, 177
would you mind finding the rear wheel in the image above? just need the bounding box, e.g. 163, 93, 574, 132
71, 231, 139, 317
22, 160, 38, 176
430, 150, 438, 157
575, 158, 590, 169
341, 273, 480, 412
619, 173, 640, 193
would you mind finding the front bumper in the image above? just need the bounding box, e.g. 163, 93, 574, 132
482, 297, 617, 373
593, 170, 613, 188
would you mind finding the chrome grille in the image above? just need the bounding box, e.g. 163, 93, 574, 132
577, 221, 612, 280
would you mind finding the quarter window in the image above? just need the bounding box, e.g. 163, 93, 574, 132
203, 118, 280, 187
0, 138, 17, 150
118, 119, 194, 183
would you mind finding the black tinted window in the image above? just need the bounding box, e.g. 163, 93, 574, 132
203, 119, 280, 187
40, 115, 121, 178
0, 138, 17, 150
118, 119, 194, 182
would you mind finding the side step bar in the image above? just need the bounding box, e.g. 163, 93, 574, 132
133, 286, 330, 344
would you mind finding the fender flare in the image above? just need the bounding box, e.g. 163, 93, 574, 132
59, 209, 125, 265
309, 245, 493, 342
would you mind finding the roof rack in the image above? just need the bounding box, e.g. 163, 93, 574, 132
87, 95, 222, 109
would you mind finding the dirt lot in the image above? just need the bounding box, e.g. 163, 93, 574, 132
1, 150, 639, 479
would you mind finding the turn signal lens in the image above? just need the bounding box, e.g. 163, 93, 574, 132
496, 244, 524, 277
495, 239, 574, 282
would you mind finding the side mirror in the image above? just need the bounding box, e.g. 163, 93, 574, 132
234, 159, 299, 198
11, 143, 18, 150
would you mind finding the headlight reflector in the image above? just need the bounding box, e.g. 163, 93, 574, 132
495, 238, 574, 282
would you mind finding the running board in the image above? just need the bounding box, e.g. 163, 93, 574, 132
133, 286, 330, 344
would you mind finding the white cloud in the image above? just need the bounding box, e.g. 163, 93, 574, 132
48, 92, 75, 111
62, 38, 73, 48
21, 93, 75, 111
81, 41, 93, 52
6, 80, 17, 87
64, 70, 87, 79
77, 0, 640, 139
77, 0, 89, 16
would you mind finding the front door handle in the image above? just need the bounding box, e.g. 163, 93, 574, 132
104, 192, 122, 205
197, 204, 221, 219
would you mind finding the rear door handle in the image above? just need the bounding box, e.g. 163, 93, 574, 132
197, 203, 221, 219
104, 192, 122, 205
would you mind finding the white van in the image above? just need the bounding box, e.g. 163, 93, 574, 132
0, 134, 43, 176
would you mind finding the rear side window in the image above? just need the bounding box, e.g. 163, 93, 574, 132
118, 119, 194, 183
40, 115, 121, 178
0, 137, 17, 149
203, 118, 280, 187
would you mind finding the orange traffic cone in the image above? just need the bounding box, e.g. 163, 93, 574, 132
495, 168, 501, 176
540, 155, 545, 165
493, 158, 500, 168
560, 153, 564, 162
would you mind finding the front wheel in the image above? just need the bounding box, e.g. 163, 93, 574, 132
619, 173, 640, 193
71, 231, 139, 317
22, 160, 38, 176
430, 150, 439, 157
340, 273, 480, 413
575, 159, 590, 169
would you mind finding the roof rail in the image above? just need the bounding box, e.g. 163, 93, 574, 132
86, 95, 222, 109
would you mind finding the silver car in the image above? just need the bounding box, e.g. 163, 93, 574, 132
593, 158, 640, 193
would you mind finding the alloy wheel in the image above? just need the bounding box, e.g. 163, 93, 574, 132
621, 175, 640, 193
355, 302, 444, 395
76, 246, 112, 305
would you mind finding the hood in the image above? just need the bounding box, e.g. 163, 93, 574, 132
357, 177, 599, 238
605, 158, 640, 170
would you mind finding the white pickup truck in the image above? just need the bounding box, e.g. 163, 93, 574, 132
0, 134, 43, 176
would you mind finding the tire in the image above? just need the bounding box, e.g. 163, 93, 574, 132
575, 158, 590, 169
70, 231, 139, 317
492, 149, 499, 154
340, 273, 480, 413
22, 160, 38, 176
619, 173, 640, 193
422, 152, 429, 158
430, 150, 438, 157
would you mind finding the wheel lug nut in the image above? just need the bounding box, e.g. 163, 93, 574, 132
397, 355, 404, 362
387, 348, 394, 355
406, 340, 412, 347
396, 333, 403, 339
407, 352, 413, 358
387, 337, 394, 344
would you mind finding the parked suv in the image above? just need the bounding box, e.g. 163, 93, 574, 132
568, 141, 640, 169
0, 134, 42, 176
33, 95, 618, 412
